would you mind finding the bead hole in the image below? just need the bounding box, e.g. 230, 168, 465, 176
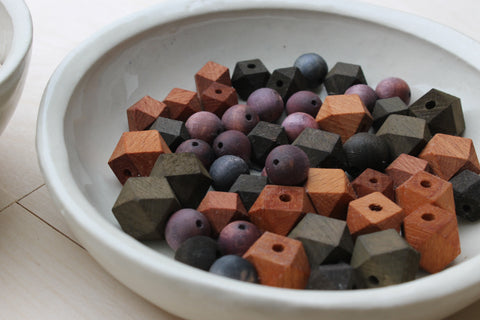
273, 159, 279, 165
463, 204, 471, 212
272, 244, 284, 252
420, 180, 431, 188
369, 178, 378, 184
123, 169, 132, 177
217, 142, 223, 149
192, 141, 199, 147
369, 204, 382, 211
195, 220, 203, 228
238, 224, 246, 230
245, 114, 252, 121
425, 100, 436, 109
421, 213, 435, 221
247, 63, 256, 69
368, 275, 379, 285
311, 100, 317, 106
215, 89, 222, 94
279, 194, 291, 202
276, 80, 283, 87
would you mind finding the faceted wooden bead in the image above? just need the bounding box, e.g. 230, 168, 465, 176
345, 84, 377, 112
200, 82, 238, 117
288, 213, 353, 267
194, 60, 232, 95
163, 88, 202, 122
112, 176, 181, 240
243, 231, 310, 289
315, 94, 372, 143
449, 170, 480, 221
108, 130, 172, 185
385, 153, 430, 188
371, 97, 409, 131
231, 58, 270, 100
197, 191, 248, 237
150, 152, 212, 208
248, 185, 316, 236
350, 229, 420, 288
306, 262, 356, 290
351, 168, 394, 201
266, 66, 308, 102
395, 170, 455, 216
247, 121, 289, 167
346, 192, 404, 238
418, 133, 480, 181
403, 204, 460, 273
175, 236, 220, 271
323, 62, 367, 95
305, 168, 356, 220
376, 114, 431, 158
409, 88, 465, 136
229, 174, 268, 211
149, 116, 190, 152
126, 95, 170, 131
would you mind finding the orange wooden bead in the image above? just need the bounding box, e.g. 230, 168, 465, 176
243, 231, 310, 289
163, 88, 202, 121
351, 168, 394, 200
108, 130, 171, 184
315, 94, 372, 143
346, 192, 404, 238
195, 61, 232, 95
127, 95, 169, 131
304, 168, 356, 220
197, 191, 248, 236
200, 82, 238, 117
385, 153, 430, 188
395, 170, 455, 216
403, 204, 460, 273
248, 185, 316, 236
418, 133, 480, 180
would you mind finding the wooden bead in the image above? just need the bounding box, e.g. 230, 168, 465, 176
350, 229, 420, 288
209, 255, 259, 283
200, 82, 238, 117
323, 62, 367, 95
351, 168, 394, 201
304, 168, 356, 220
375, 77, 411, 105
126, 95, 169, 131
385, 153, 430, 188
149, 116, 190, 152
371, 97, 409, 131
231, 58, 270, 100
265, 145, 310, 186
112, 176, 181, 240
346, 192, 404, 238
248, 185, 316, 236
163, 88, 202, 122
266, 66, 308, 102
288, 213, 353, 266
315, 94, 372, 143
194, 61, 232, 95
221, 104, 260, 135
212, 130, 251, 162
247, 121, 289, 167
229, 174, 268, 211
306, 262, 356, 290
418, 133, 480, 181
175, 139, 215, 169
150, 152, 212, 208
108, 130, 171, 185
403, 204, 460, 273
217, 221, 262, 256
395, 170, 455, 216
175, 236, 220, 271
243, 231, 310, 289
449, 170, 480, 221
409, 88, 465, 136
197, 191, 248, 237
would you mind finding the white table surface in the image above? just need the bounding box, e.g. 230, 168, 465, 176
1, 0, 479, 319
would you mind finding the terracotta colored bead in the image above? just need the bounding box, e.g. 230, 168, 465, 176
165, 208, 211, 251
209, 155, 250, 191
209, 255, 259, 283
175, 138, 215, 169
266, 66, 308, 102
450, 170, 480, 221
375, 77, 411, 105
200, 82, 238, 117
281, 112, 319, 142
285, 91, 322, 116
246, 87, 284, 123
108, 130, 171, 185
249, 185, 316, 236
218, 221, 262, 256
403, 204, 460, 273
127, 95, 169, 131
324, 62, 367, 95
175, 236, 220, 271
265, 145, 310, 186
247, 121, 289, 167
344, 84, 377, 112
231, 58, 270, 101
163, 88, 202, 121
185, 111, 224, 144
213, 130, 251, 162
351, 168, 394, 201
385, 153, 430, 188
418, 133, 480, 181
221, 104, 259, 134
243, 231, 310, 289
194, 61, 231, 94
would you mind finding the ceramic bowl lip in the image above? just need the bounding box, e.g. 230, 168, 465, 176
0, 0, 32, 85
37, 0, 480, 312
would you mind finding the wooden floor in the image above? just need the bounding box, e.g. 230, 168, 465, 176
0, 0, 479, 319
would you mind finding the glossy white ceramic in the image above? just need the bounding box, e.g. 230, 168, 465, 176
36, 0, 480, 319
0, 0, 32, 134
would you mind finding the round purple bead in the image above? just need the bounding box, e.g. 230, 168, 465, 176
375, 77, 411, 105
185, 111, 224, 144
246, 87, 284, 122
265, 145, 310, 186
218, 221, 262, 256
175, 138, 215, 169
221, 104, 259, 135
285, 90, 322, 117
165, 208, 211, 251
345, 84, 378, 112
213, 130, 251, 162
281, 112, 319, 142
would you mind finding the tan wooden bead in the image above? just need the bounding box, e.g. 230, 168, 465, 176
346, 192, 404, 238
385, 153, 430, 188
418, 133, 480, 180
403, 204, 460, 273
304, 168, 356, 220
243, 231, 310, 289
127, 95, 169, 131
108, 130, 171, 185
395, 170, 455, 216
163, 88, 202, 122
315, 94, 373, 143
200, 82, 238, 117
351, 168, 394, 200
248, 185, 316, 236
195, 61, 232, 95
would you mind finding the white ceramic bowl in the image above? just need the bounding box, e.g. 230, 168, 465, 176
37, 1, 480, 319
0, 0, 32, 135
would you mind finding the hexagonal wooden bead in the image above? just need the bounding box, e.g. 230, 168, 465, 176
350, 229, 420, 288
266, 66, 308, 102
112, 176, 181, 240
323, 62, 367, 95
163, 88, 202, 122
395, 170, 455, 216
315, 94, 372, 143
200, 82, 238, 117
149, 116, 190, 152
243, 231, 310, 289
194, 61, 232, 95
403, 204, 460, 273
248, 185, 316, 236
449, 170, 480, 221
418, 133, 480, 181
409, 88, 465, 136
385, 153, 430, 188
306, 262, 356, 290
288, 213, 353, 267
351, 168, 394, 201
126, 95, 169, 131
305, 168, 356, 220
229, 174, 268, 211
231, 58, 270, 100
197, 191, 248, 237
346, 192, 404, 238
108, 130, 172, 185
371, 97, 409, 131
247, 121, 289, 167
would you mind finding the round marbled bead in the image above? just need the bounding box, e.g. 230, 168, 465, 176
375, 77, 411, 105
221, 104, 259, 135
209, 155, 250, 191
281, 112, 319, 142
265, 145, 310, 186
185, 111, 224, 144
293, 52, 328, 88
285, 90, 322, 116
213, 130, 251, 162
218, 221, 262, 256
175, 138, 216, 169
345, 84, 378, 112
209, 255, 259, 283
165, 208, 211, 251
246, 87, 284, 122
174, 235, 220, 271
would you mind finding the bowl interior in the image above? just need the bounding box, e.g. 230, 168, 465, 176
0, 2, 13, 65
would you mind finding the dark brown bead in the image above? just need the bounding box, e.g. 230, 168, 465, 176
375, 77, 411, 105
175, 138, 215, 169
265, 145, 310, 186
185, 111, 224, 144
281, 112, 319, 142
213, 130, 251, 162
221, 104, 259, 135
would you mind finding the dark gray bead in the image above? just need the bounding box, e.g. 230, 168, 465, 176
209, 155, 250, 191
371, 97, 409, 131
229, 174, 268, 211
306, 262, 356, 290
343, 132, 390, 177
209, 255, 259, 283
175, 236, 220, 271
324, 62, 367, 95
266, 66, 308, 102
149, 116, 190, 152
231, 59, 271, 101
247, 121, 289, 167
450, 170, 480, 221
293, 53, 328, 88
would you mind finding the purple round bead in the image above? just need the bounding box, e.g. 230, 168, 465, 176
375, 77, 411, 105
281, 112, 319, 142
213, 130, 251, 162
285, 90, 322, 117
246, 87, 284, 122
218, 221, 262, 256
165, 208, 211, 251
175, 138, 215, 169
221, 104, 259, 135
265, 145, 310, 186
185, 111, 224, 144
345, 84, 378, 112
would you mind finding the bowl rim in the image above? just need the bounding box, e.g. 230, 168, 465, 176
36, 0, 480, 317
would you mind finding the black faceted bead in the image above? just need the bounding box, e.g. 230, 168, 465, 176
450, 170, 480, 221
371, 97, 409, 131
174, 235, 220, 271
247, 121, 289, 167
306, 262, 356, 290
266, 66, 308, 102
293, 53, 328, 88
209, 255, 259, 283
231, 59, 270, 101
324, 62, 367, 95
229, 174, 268, 211
149, 116, 190, 152
209, 155, 250, 191
343, 132, 390, 177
